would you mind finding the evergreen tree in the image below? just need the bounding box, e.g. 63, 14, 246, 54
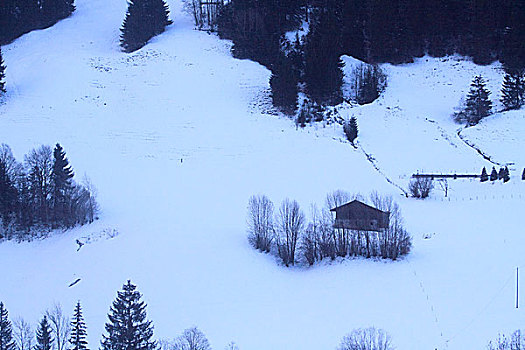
51, 143, 74, 227
343, 116, 358, 145
501, 69, 525, 111
304, 5, 344, 105
120, 0, 172, 53
503, 166, 510, 183
270, 54, 298, 115
0, 303, 15, 350
35, 316, 53, 350
498, 167, 505, 180
464, 75, 492, 126
480, 166, 488, 182
101, 280, 157, 350
69, 302, 88, 350
0, 47, 6, 95
490, 167, 498, 181
0, 160, 17, 230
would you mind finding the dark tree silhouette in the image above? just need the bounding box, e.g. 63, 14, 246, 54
101, 281, 157, 350
69, 302, 88, 350
35, 317, 54, 350
0, 303, 15, 350
120, 0, 172, 53
464, 76, 492, 126
0, 48, 6, 95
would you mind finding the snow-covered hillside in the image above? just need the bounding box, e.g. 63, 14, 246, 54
1, 0, 524, 349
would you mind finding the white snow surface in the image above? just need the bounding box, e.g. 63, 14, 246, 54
1, 1, 525, 349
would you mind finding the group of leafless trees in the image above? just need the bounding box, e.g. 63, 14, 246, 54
9, 304, 74, 350
0, 143, 98, 241
247, 190, 411, 267
487, 330, 525, 350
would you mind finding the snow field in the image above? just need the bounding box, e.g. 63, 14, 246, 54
0, 0, 524, 349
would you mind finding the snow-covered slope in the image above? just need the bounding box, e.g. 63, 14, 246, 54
1, 0, 525, 349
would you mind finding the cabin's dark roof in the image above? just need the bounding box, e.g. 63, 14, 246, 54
330, 200, 387, 215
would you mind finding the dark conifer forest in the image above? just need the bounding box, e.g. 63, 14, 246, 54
218, 0, 525, 107
0, 0, 75, 45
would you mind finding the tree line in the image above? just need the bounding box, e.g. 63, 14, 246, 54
217, 0, 525, 111
0, 0, 74, 45
454, 72, 525, 127
0, 143, 98, 240
0, 281, 398, 350
247, 190, 412, 267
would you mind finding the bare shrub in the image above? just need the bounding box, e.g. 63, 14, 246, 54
275, 199, 305, 266
174, 327, 211, 350
246, 195, 274, 252
338, 327, 393, 350
408, 177, 433, 199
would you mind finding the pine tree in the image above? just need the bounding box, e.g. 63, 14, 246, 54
501, 69, 525, 111
0, 303, 15, 350
480, 166, 488, 182
0, 160, 17, 230
503, 166, 510, 183
35, 316, 54, 350
51, 143, 74, 227
0, 47, 6, 95
304, 5, 344, 105
101, 280, 157, 350
498, 167, 505, 180
69, 302, 88, 350
343, 116, 358, 145
464, 75, 492, 126
490, 167, 498, 181
120, 0, 172, 53
269, 54, 298, 115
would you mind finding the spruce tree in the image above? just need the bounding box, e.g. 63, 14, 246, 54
0, 303, 15, 350
69, 302, 88, 350
0, 47, 6, 95
480, 167, 488, 182
501, 69, 525, 111
51, 143, 74, 227
269, 55, 298, 115
101, 280, 157, 350
304, 6, 344, 105
120, 0, 172, 53
503, 166, 510, 183
0, 160, 17, 230
35, 316, 53, 350
343, 116, 358, 145
490, 167, 498, 181
464, 75, 492, 126
498, 167, 505, 180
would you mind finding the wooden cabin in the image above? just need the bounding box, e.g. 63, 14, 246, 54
330, 200, 390, 232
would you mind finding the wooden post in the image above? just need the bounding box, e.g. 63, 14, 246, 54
516, 267, 519, 309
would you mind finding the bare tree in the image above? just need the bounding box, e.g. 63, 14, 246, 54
370, 192, 411, 260
82, 175, 99, 223
12, 317, 33, 350
24, 145, 53, 224
246, 195, 274, 252
487, 330, 525, 350
437, 179, 449, 197
174, 327, 211, 350
45, 304, 70, 350
338, 327, 393, 350
275, 199, 305, 266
